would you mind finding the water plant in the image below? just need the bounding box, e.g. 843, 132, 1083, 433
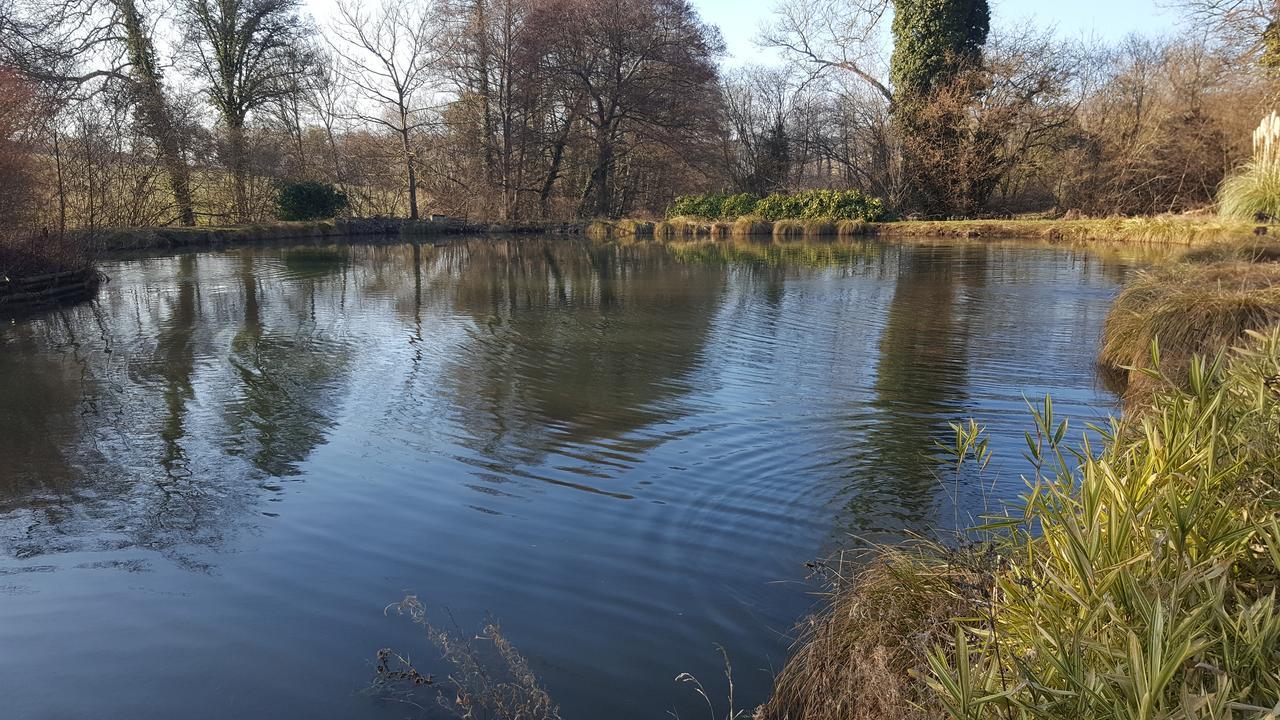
375, 595, 562, 719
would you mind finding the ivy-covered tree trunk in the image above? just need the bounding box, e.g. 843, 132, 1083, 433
889, 0, 990, 218
117, 0, 196, 226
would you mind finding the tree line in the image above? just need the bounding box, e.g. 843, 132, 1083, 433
0, 0, 1276, 232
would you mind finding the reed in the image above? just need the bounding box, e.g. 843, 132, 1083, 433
1254, 110, 1280, 167
1217, 112, 1280, 221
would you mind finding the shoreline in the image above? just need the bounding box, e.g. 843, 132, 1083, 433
590, 216, 1268, 244
73, 215, 1270, 257
5, 215, 1264, 315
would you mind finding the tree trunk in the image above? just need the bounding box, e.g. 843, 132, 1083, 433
591, 130, 614, 217
539, 106, 576, 219
117, 0, 196, 226
227, 119, 249, 222
401, 125, 419, 220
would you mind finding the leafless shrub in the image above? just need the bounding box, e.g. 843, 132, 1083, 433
376, 595, 561, 720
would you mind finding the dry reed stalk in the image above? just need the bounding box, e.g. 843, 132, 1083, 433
1255, 111, 1280, 167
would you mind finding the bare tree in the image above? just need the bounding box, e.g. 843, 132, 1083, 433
1169, 0, 1278, 65
536, 0, 723, 217
1, 0, 199, 225
180, 0, 313, 221
760, 0, 894, 102
328, 0, 440, 220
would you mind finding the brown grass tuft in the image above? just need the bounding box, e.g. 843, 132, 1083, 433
731, 218, 773, 237
772, 220, 805, 241
1099, 260, 1280, 399
756, 548, 973, 720
836, 219, 870, 237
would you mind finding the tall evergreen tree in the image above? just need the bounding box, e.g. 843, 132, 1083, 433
890, 0, 991, 217
889, 0, 989, 104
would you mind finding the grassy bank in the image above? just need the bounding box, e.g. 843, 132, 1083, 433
869, 216, 1264, 244
760, 327, 1280, 720
1100, 239, 1280, 401
86, 217, 586, 253
761, 237, 1280, 719
589, 216, 1266, 244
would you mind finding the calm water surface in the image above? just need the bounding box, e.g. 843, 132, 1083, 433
0, 236, 1143, 719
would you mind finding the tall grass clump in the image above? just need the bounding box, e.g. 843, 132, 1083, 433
1219, 111, 1280, 221
1100, 260, 1280, 397
762, 331, 1280, 719
1218, 162, 1280, 221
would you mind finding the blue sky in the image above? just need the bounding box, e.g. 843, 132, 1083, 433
701, 0, 1180, 64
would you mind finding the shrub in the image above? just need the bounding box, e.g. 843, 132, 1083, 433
275, 181, 349, 221
720, 193, 759, 218
753, 189, 885, 222
1218, 161, 1280, 221
666, 189, 884, 222
667, 193, 726, 220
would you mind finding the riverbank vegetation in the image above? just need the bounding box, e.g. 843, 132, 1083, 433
668, 190, 886, 223
1, 0, 1278, 232
761, 327, 1280, 720
0, 66, 90, 287
1100, 239, 1280, 399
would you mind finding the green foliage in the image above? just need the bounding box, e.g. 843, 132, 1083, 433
755, 189, 885, 222
667, 193, 728, 219
274, 181, 349, 221
720, 193, 759, 218
764, 329, 1280, 720
670, 189, 884, 222
1218, 161, 1280, 221
889, 0, 990, 102
920, 332, 1280, 718
890, 0, 991, 218
1264, 22, 1280, 71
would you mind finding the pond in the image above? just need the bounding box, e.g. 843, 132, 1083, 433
0, 236, 1143, 719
